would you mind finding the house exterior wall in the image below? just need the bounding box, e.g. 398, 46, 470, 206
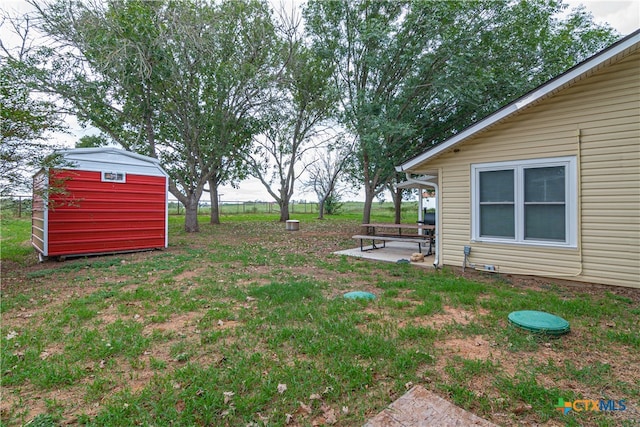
45, 169, 167, 256
425, 49, 639, 288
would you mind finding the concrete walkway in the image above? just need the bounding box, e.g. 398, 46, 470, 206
364, 385, 498, 427
334, 241, 435, 268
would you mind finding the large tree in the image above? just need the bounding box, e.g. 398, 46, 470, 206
246, 7, 336, 222
17, 0, 276, 231
302, 140, 353, 219
304, 0, 617, 223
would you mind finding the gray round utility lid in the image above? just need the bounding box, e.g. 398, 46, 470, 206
508, 310, 570, 335
344, 291, 376, 300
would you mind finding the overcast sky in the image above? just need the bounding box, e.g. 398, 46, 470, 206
563, 0, 639, 34
2, 0, 639, 201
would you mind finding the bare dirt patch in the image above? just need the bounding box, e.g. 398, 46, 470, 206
437, 335, 495, 361
143, 312, 201, 335
426, 305, 489, 328
174, 267, 207, 283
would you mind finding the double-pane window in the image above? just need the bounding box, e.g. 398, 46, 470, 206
472, 157, 576, 247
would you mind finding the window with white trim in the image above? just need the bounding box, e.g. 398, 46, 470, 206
471, 156, 577, 247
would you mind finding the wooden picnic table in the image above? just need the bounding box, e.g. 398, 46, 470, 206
363, 223, 434, 236
353, 223, 435, 254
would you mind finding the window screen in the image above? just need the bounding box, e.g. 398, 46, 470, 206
479, 169, 514, 238
524, 166, 565, 241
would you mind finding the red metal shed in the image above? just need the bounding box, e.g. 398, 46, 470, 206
32, 148, 168, 260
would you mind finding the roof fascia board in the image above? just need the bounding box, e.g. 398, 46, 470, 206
396, 30, 640, 172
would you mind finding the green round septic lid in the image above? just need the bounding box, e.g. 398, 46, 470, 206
344, 291, 376, 300
508, 310, 570, 335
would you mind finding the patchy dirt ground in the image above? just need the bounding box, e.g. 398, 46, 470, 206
1, 219, 639, 426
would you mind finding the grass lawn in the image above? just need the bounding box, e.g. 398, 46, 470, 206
1, 214, 639, 426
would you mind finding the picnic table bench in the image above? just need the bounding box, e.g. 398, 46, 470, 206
353, 223, 435, 255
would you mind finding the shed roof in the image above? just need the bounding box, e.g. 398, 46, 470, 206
396, 29, 640, 173
57, 147, 168, 177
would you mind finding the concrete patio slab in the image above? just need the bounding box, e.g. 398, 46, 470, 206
334, 241, 435, 268
364, 385, 498, 427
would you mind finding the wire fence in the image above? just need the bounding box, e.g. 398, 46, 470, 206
1, 195, 421, 219
0, 195, 319, 217
168, 199, 319, 215
0, 195, 32, 218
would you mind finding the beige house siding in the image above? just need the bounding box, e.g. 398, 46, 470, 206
579, 52, 639, 287
427, 49, 639, 288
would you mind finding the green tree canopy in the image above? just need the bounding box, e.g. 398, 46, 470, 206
304, 0, 618, 223
20, 0, 277, 231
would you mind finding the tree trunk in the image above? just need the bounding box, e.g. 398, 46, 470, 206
361, 151, 377, 224
393, 187, 402, 224
184, 194, 200, 233
362, 185, 375, 224
209, 178, 220, 224
279, 199, 289, 222
317, 197, 325, 220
